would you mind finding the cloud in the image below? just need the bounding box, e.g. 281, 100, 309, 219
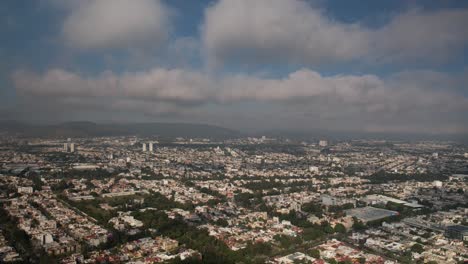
202, 0, 468, 66
62, 0, 170, 50
12, 67, 468, 133
219, 70, 384, 103
373, 9, 468, 63
13, 68, 213, 104
203, 0, 368, 66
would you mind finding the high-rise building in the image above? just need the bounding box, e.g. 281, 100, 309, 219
42, 233, 53, 245
70, 143, 75, 152
319, 140, 328, 147
64, 143, 68, 152
149, 142, 154, 152
142, 143, 147, 152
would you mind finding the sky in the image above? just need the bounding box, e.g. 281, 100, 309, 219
1, 0, 468, 135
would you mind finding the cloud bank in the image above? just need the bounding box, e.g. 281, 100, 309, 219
203, 0, 468, 66
13, 68, 468, 133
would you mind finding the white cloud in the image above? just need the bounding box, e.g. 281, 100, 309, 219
202, 0, 468, 66
13, 68, 213, 103
203, 0, 368, 66
62, 0, 170, 50
12, 67, 468, 133
373, 9, 468, 63
219, 70, 384, 103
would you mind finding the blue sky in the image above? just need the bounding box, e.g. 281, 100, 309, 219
1, 0, 468, 134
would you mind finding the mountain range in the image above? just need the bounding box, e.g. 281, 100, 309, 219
0, 121, 242, 139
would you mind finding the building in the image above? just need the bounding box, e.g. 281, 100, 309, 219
308, 166, 319, 173
63, 142, 75, 152
142, 143, 147, 152
161, 238, 179, 251
445, 225, 468, 241
290, 202, 301, 211
273, 252, 315, 264
17, 186, 33, 194
35, 233, 53, 245
319, 140, 328, 147
149, 142, 154, 152
109, 215, 144, 231
345, 207, 399, 223
361, 194, 424, 208
433, 181, 443, 188
321, 194, 356, 207
449, 174, 468, 181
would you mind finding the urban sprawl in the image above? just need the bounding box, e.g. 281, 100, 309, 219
0, 136, 467, 264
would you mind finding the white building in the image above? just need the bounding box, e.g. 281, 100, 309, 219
319, 140, 328, 147
109, 215, 144, 231
309, 166, 319, 173
142, 143, 147, 152
17, 186, 33, 194
35, 233, 53, 245
433, 180, 443, 188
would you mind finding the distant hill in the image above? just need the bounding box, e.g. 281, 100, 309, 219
0, 121, 242, 139
258, 129, 468, 143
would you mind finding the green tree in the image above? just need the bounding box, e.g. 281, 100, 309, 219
352, 217, 366, 231
334, 223, 346, 234
308, 248, 320, 259
411, 243, 424, 254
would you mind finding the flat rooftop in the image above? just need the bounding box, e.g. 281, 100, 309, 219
345, 206, 399, 223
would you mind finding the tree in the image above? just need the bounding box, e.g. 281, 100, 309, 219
323, 224, 335, 234
334, 223, 346, 234
352, 217, 366, 231
410, 243, 424, 254
215, 218, 229, 227
302, 227, 324, 241
308, 249, 320, 259
301, 202, 323, 216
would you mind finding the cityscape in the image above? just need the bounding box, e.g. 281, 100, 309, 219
0, 134, 466, 263
1, 0, 468, 263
